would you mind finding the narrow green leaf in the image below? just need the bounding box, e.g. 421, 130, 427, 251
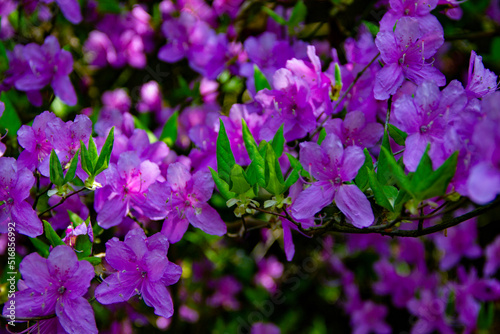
0, 92, 22, 138
241, 119, 259, 160
216, 119, 236, 184
29, 238, 50, 258
229, 165, 252, 194
355, 148, 373, 192
80, 140, 93, 176
367, 169, 394, 212
97, 0, 121, 13
477, 302, 495, 330
377, 130, 393, 185
286, 153, 310, 178
388, 124, 408, 146
317, 128, 327, 145
264, 144, 285, 195
261, 6, 287, 25
43, 220, 65, 247
246, 159, 266, 188
63, 149, 79, 184
271, 124, 285, 157
287, 0, 307, 27
254, 65, 271, 92
88, 137, 98, 168
285, 169, 299, 188
159, 111, 179, 147
379, 146, 413, 196
94, 127, 115, 176
68, 210, 85, 226
49, 150, 65, 186
209, 167, 236, 200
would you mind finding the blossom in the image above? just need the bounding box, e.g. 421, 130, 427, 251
14, 36, 78, 106
484, 235, 500, 276
161, 162, 227, 242
374, 17, 445, 100
465, 50, 498, 99
324, 111, 384, 148
291, 134, 374, 228
95, 229, 182, 318
380, 0, 443, 35
350, 301, 391, 334
408, 290, 454, 334
0, 157, 43, 237
2, 245, 97, 333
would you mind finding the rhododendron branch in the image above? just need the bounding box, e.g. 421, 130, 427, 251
37, 187, 86, 217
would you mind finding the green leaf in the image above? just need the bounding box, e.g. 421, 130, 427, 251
286, 152, 311, 178
75, 235, 92, 260
285, 169, 299, 188
49, 150, 65, 187
63, 150, 79, 184
229, 164, 252, 194
43, 220, 65, 247
159, 111, 179, 147
379, 146, 413, 196
388, 124, 407, 146
29, 238, 50, 258
355, 148, 373, 192
261, 6, 287, 25
264, 144, 285, 195
287, 0, 307, 27
317, 128, 327, 145
209, 167, 236, 200
216, 119, 236, 184
271, 124, 285, 157
68, 210, 86, 226
241, 119, 259, 160
477, 302, 495, 330
0, 92, 22, 138
242, 120, 266, 187
80, 140, 94, 176
88, 137, 98, 168
254, 65, 271, 92
376, 130, 394, 185
361, 21, 379, 36
367, 169, 394, 212
97, 0, 121, 13
82, 257, 102, 265
410, 148, 458, 201
94, 127, 115, 176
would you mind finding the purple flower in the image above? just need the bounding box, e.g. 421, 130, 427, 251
207, 276, 242, 310
257, 68, 316, 141
95, 229, 182, 318
351, 301, 391, 334
380, 0, 443, 35
161, 162, 227, 243
14, 36, 77, 106
374, 17, 445, 100
137, 81, 163, 114
391, 80, 466, 171
374, 259, 418, 308
324, 111, 384, 149
95, 152, 165, 228
408, 290, 454, 334
465, 50, 498, 99
484, 235, 500, 276
291, 134, 374, 228
434, 217, 481, 270
254, 256, 284, 293
0, 157, 43, 237
16, 111, 57, 174
2, 245, 97, 333
250, 322, 281, 334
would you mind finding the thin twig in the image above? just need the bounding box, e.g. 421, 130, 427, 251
37, 188, 86, 217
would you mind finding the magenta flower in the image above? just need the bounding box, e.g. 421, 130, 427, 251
465, 50, 498, 99
380, 0, 443, 35
95, 229, 182, 318
408, 290, 454, 334
161, 163, 227, 243
0, 157, 43, 237
324, 111, 384, 149
96, 152, 166, 228
374, 17, 445, 100
291, 134, 374, 228
351, 301, 391, 334
2, 245, 97, 333
14, 36, 77, 106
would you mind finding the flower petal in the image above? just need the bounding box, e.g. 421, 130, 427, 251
95, 271, 142, 304
291, 182, 335, 220
141, 280, 174, 318
56, 297, 97, 334
335, 184, 374, 228
187, 203, 227, 236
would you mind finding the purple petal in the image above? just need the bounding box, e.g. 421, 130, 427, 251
64, 260, 96, 299
392, 94, 420, 133
56, 297, 97, 334
403, 133, 429, 172
167, 162, 191, 191
146, 232, 170, 254
282, 219, 295, 261
105, 237, 137, 271
335, 184, 374, 228
47, 245, 78, 280
20, 253, 52, 292
291, 182, 335, 220
96, 195, 128, 228
467, 162, 500, 205
141, 280, 174, 318
161, 261, 182, 286
186, 203, 227, 236
374, 63, 405, 100
144, 250, 168, 282
4, 288, 57, 317
161, 212, 190, 243
394, 17, 421, 48
340, 145, 365, 182
12, 167, 35, 202
124, 228, 148, 260
375, 32, 398, 64
95, 271, 142, 304
55, 0, 82, 24
192, 170, 214, 202
11, 201, 43, 237
52, 75, 77, 106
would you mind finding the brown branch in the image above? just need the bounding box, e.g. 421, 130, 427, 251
37, 187, 86, 217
